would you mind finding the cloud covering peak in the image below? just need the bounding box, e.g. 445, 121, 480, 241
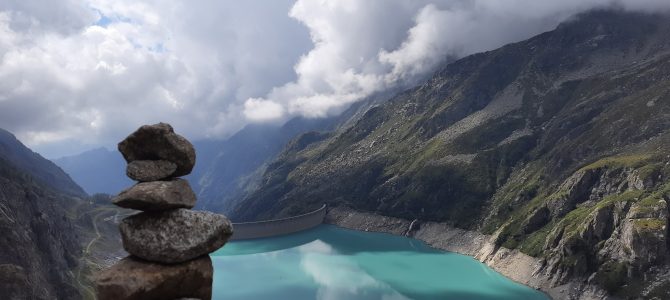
0, 0, 668, 157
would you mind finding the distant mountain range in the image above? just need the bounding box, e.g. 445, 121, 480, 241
229, 10, 670, 298
53, 147, 132, 195
53, 117, 340, 213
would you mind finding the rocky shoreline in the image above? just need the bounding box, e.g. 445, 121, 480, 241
325, 206, 611, 300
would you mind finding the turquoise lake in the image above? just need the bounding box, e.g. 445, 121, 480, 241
210, 225, 548, 300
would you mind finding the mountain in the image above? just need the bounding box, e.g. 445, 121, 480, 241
0, 129, 86, 197
0, 129, 87, 299
53, 142, 224, 197
193, 117, 341, 213
193, 89, 399, 213
54, 147, 133, 195
231, 10, 670, 298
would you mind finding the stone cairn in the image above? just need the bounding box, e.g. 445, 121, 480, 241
94, 123, 233, 300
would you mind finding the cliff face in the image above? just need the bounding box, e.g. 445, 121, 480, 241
0, 130, 87, 299
0, 159, 83, 299
231, 10, 670, 298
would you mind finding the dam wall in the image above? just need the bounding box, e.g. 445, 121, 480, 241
230, 204, 326, 240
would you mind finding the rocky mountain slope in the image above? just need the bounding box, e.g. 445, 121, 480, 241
1, 129, 86, 197
0, 129, 86, 299
231, 10, 670, 298
0, 128, 126, 300
193, 117, 337, 213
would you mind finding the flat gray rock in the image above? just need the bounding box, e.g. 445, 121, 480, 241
94, 255, 212, 300
118, 123, 196, 177
126, 160, 178, 182
113, 179, 196, 211
120, 209, 233, 263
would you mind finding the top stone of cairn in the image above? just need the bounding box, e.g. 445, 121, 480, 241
118, 123, 196, 178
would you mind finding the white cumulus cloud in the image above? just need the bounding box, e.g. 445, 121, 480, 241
0, 0, 669, 157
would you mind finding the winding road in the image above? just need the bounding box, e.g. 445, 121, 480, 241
73, 206, 131, 300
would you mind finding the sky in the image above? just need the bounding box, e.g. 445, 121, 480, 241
0, 0, 669, 158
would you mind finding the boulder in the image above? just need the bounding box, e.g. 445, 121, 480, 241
113, 179, 196, 211
94, 256, 212, 300
126, 160, 178, 182
118, 123, 196, 177
120, 209, 233, 263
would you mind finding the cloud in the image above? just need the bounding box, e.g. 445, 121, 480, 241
247, 0, 670, 123
0, 0, 669, 157
244, 98, 284, 122
298, 240, 410, 300
0, 0, 95, 35
0, 0, 311, 156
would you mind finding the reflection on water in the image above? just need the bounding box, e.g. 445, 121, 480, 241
210, 225, 547, 300
299, 240, 409, 300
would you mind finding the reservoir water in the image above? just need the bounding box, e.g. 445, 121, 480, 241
210, 225, 547, 300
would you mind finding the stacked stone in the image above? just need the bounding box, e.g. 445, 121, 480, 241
94, 123, 233, 300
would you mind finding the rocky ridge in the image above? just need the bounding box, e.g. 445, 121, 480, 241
94, 123, 233, 300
